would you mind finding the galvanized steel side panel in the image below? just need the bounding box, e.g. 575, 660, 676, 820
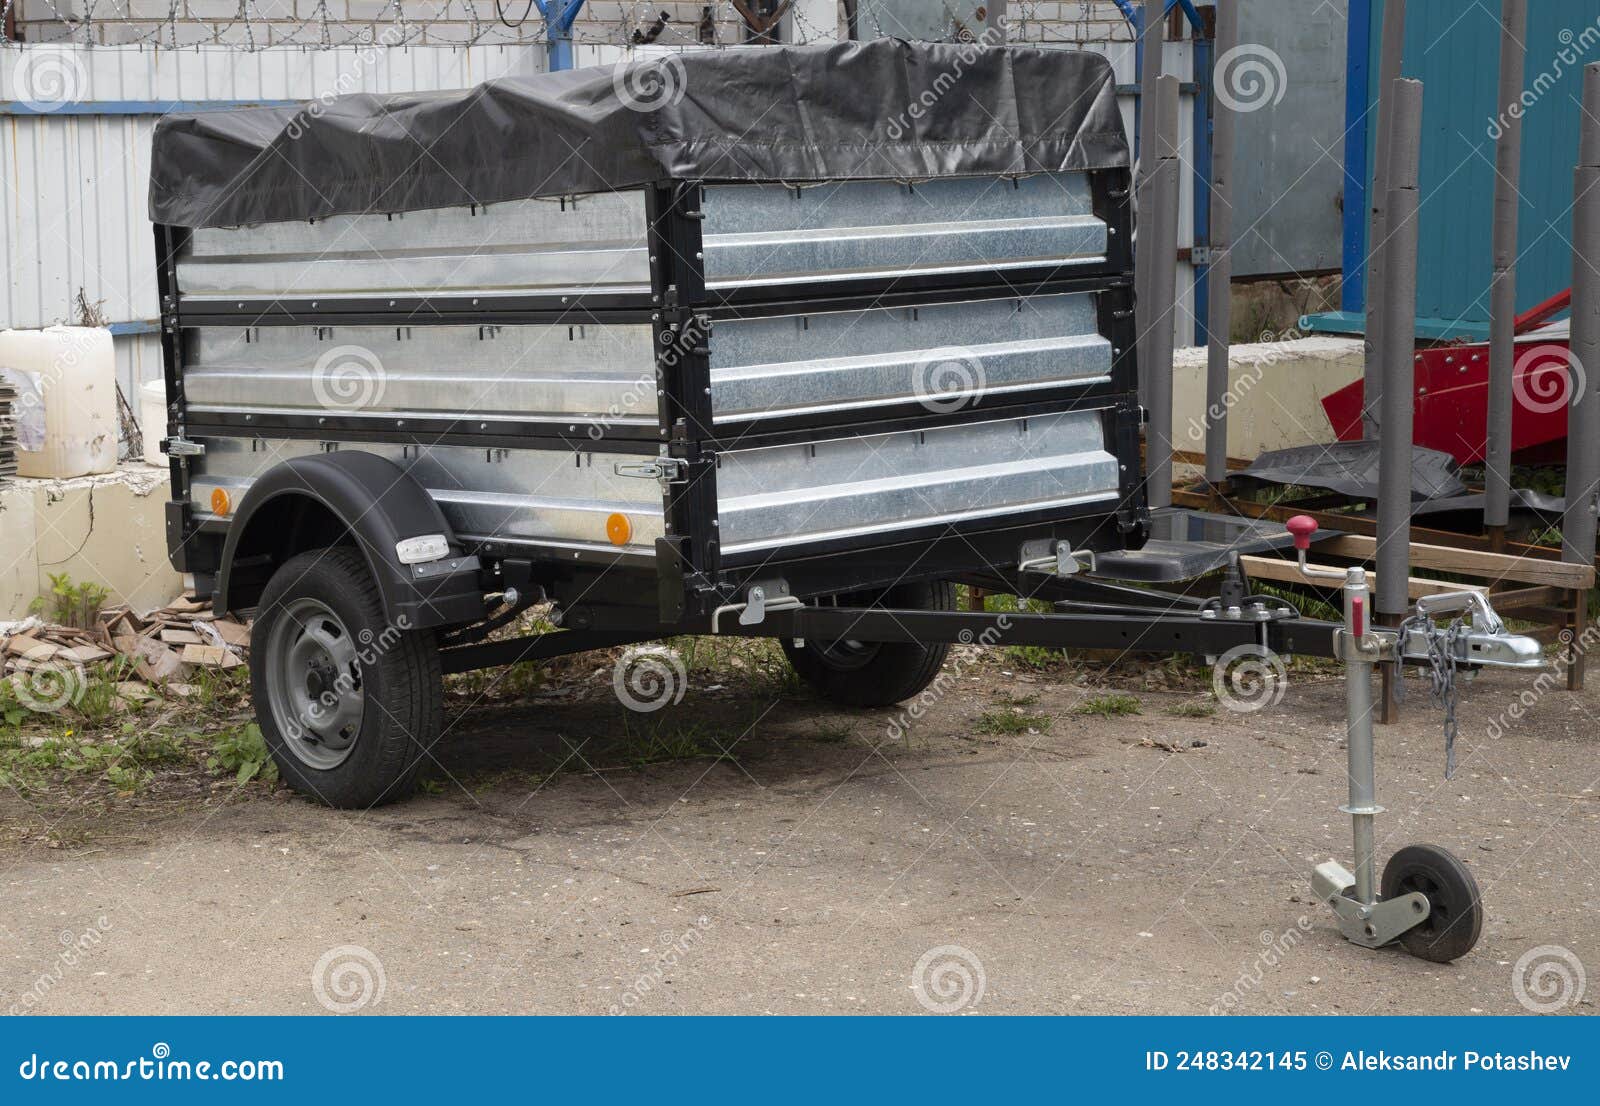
714, 411, 1119, 554
188, 437, 664, 555
178, 196, 652, 302
182, 322, 658, 426
709, 293, 1111, 422
700, 174, 1108, 289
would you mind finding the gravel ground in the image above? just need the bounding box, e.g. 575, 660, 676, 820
2, 652, 1597, 1016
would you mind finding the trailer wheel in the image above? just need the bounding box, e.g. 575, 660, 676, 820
1381, 844, 1484, 963
251, 547, 441, 809
782, 581, 956, 707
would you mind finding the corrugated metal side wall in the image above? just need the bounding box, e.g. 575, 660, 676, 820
0, 44, 546, 398
1359, 0, 1600, 334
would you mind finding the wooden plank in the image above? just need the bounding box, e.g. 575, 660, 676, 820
1488, 586, 1568, 611
1238, 556, 1489, 601
1313, 534, 1595, 589
1171, 489, 1567, 561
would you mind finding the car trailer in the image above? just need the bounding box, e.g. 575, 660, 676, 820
148, 40, 1544, 964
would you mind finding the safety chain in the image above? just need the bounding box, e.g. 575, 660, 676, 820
1393, 612, 1467, 779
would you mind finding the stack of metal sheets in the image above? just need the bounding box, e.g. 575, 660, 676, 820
0, 377, 16, 481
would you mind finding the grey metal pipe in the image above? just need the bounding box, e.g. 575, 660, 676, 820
1203, 0, 1240, 486
1145, 74, 1182, 511
1376, 78, 1424, 619
1486, 0, 1528, 532
1564, 63, 1600, 567
1343, 570, 1378, 906
1363, 0, 1407, 437
1134, 4, 1165, 407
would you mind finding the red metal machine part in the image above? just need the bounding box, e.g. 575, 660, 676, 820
1321, 288, 1576, 464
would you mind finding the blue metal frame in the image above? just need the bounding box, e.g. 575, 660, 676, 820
537, 0, 588, 71
1339, 0, 1374, 314
1116, 0, 1204, 33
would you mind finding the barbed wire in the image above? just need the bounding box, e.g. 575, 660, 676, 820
0, 0, 1128, 52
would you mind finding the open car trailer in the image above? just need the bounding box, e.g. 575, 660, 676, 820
150, 41, 1542, 962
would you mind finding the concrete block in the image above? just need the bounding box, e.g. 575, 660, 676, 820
21, 466, 182, 620
0, 485, 40, 622
1171, 338, 1365, 468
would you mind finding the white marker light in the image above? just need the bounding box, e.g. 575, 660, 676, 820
395, 534, 450, 565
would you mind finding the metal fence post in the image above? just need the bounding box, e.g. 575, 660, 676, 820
1563, 64, 1600, 574
1485, 0, 1528, 545
1204, 0, 1239, 487
1135, 3, 1166, 408
1376, 77, 1424, 621
1145, 73, 1183, 511
1363, 0, 1407, 437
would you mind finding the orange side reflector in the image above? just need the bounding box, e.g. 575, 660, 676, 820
210, 487, 231, 516
605, 513, 633, 546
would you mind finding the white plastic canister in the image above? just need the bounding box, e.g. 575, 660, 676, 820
0, 326, 118, 479
140, 378, 168, 467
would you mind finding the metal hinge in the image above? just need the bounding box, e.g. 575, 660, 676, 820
163, 438, 205, 458
613, 457, 687, 484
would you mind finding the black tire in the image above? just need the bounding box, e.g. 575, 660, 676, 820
1381, 844, 1484, 963
781, 580, 956, 708
250, 547, 442, 808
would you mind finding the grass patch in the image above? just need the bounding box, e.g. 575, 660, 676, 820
1164, 699, 1216, 718
975, 709, 1052, 735
1073, 692, 1142, 718
205, 722, 278, 786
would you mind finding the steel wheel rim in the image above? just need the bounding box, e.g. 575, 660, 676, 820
265, 597, 366, 771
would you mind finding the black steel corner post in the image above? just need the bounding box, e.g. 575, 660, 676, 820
1090, 168, 1136, 277
648, 182, 721, 621
154, 223, 201, 573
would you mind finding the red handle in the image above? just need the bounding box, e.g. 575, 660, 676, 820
1286, 515, 1319, 552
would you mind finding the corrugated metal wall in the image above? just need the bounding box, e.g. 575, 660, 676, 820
1357, 0, 1600, 334
0, 44, 546, 398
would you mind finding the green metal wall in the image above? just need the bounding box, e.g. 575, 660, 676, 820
1352, 1, 1600, 338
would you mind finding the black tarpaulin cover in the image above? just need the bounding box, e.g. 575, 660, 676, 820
148, 40, 1127, 229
